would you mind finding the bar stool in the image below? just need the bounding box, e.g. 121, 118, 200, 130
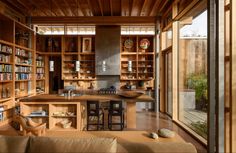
108, 100, 125, 131
87, 101, 104, 131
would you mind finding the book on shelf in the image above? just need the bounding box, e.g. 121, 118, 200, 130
0, 73, 12, 81
0, 54, 11, 63
0, 64, 12, 72
0, 44, 13, 54
15, 66, 32, 73
15, 73, 32, 80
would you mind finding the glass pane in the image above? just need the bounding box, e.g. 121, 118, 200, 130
37, 26, 65, 35
178, 10, 208, 139
121, 26, 155, 35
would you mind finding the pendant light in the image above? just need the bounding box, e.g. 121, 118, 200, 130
49, 0, 54, 72
102, 60, 106, 72
128, 60, 132, 72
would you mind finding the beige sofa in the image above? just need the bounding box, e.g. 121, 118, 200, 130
0, 135, 197, 153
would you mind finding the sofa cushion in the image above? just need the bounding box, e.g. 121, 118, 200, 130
0, 135, 29, 153
117, 142, 197, 153
28, 137, 117, 153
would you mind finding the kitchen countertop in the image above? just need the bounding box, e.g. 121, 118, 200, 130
20, 94, 155, 103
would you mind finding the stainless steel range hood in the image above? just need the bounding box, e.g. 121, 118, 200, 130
95, 26, 120, 75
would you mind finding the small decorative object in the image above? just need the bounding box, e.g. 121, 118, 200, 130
49, 60, 54, 72
158, 128, 175, 138
82, 37, 92, 52
75, 60, 80, 72
124, 39, 134, 49
140, 38, 150, 50
150, 132, 159, 139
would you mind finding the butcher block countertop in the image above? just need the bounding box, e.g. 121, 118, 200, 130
20, 94, 155, 103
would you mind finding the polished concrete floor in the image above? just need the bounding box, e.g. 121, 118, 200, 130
0, 111, 207, 153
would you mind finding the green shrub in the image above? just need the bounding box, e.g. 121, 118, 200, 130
186, 73, 208, 102
191, 121, 207, 139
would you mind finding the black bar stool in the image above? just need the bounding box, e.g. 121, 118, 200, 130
108, 100, 125, 131
87, 101, 104, 131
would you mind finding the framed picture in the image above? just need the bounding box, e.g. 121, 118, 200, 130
82, 37, 92, 52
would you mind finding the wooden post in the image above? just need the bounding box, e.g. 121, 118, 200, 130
172, 3, 178, 121
231, 0, 236, 152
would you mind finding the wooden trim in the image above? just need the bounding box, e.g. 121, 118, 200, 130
173, 0, 201, 21
161, 46, 172, 53
31, 16, 156, 25
231, 0, 236, 152
171, 3, 178, 121
162, 23, 172, 32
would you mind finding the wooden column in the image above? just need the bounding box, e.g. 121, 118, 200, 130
172, 3, 178, 121
231, 0, 236, 152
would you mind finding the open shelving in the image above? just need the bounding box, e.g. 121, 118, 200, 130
120, 35, 155, 90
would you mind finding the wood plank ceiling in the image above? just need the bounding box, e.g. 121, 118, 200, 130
0, 0, 172, 17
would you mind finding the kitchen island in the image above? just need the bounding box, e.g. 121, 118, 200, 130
20, 94, 154, 131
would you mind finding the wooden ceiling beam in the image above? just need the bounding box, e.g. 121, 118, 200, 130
63, 0, 74, 16
72, 0, 85, 16
149, 0, 162, 16
26, 0, 50, 16
51, 0, 66, 16
159, 0, 171, 13
78, 0, 90, 16
31, 16, 156, 25
109, 0, 113, 16
121, 0, 129, 16
139, 0, 150, 16
97, 0, 104, 16
1, 0, 29, 16
86, 0, 94, 16
37, 0, 57, 16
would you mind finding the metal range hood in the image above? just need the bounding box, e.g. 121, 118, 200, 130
95, 26, 121, 75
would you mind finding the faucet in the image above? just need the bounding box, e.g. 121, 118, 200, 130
67, 89, 74, 98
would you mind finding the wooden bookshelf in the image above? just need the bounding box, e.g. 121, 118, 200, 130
62, 35, 96, 90
36, 53, 46, 94
120, 35, 155, 90
20, 102, 80, 130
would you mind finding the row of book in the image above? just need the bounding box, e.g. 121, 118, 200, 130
0, 54, 11, 63
0, 44, 13, 54
15, 56, 32, 65
36, 68, 44, 73
0, 64, 12, 72
0, 73, 12, 81
15, 48, 32, 58
36, 74, 45, 79
15, 66, 32, 73
36, 61, 44, 67
15, 73, 32, 80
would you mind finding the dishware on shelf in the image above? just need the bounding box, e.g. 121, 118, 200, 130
140, 38, 150, 50
124, 39, 134, 49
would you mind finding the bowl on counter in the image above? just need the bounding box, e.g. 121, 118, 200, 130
116, 90, 144, 98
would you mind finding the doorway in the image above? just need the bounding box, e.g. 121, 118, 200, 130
49, 56, 63, 94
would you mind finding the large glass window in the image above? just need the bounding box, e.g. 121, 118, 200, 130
178, 10, 208, 139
